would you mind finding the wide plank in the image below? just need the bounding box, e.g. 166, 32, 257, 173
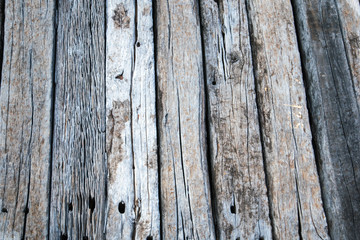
155, 0, 216, 238
246, 0, 329, 238
49, 1, 106, 239
105, 0, 160, 239
0, 0, 55, 239
292, 0, 360, 238
200, 0, 272, 239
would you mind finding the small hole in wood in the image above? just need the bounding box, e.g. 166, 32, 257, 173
24, 207, 29, 214
146, 236, 153, 240
115, 73, 124, 80
68, 202, 73, 212
236, 238, 240, 240
136, 42, 141, 47
230, 205, 236, 214
212, 80, 216, 85
83, 236, 89, 240
60, 233, 68, 240
1, 208, 8, 213
118, 201, 126, 214
259, 237, 264, 240
89, 196, 95, 212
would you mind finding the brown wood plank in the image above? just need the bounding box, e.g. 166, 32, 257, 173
0, 0, 55, 239
200, 0, 272, 239
105, 0, 160, 239
292, 0, 360, 238
49, 1, 106, 239
246, 0, 329, 239
155, 0, 216, 238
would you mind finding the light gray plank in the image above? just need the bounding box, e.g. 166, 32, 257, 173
0, 0, 55, 239
155, 0, 216, 238
292, 0, 360, 238
246, 0, 329, 239
200, 0, 272, 239
49, 1, 106, 239
105, 0, 160, 239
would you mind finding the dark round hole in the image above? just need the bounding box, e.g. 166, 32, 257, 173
259, 237, 264, 240
136, 42, 141, 47
24, 207, 29, 214
1, 208, 8, 213
89, 196, 95, 212
236, 238, 240, 240
230, 205, 236, 214
146, 236, 153, 240
212, 80, 216, 85
68, 202, 73, 212
60, 233, 68, 240
83, 236, 89, 240
118, 201, 126, 214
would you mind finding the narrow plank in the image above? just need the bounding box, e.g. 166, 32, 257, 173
0, 0, 55, 239
199, 1, 271, 239
105, 0, 160, 239
49, 1, 106, 239
292, 0, 360, 238
155, 0, 216, 238
245, 0, 329, 239
335, 0, 360, 105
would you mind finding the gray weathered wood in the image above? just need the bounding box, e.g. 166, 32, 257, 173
0, 0, 55, 239
105, 0, 160, 239
155, 0, 216, 238
292, 0, 360, 238
200, 0, 272, 239
49, 1, 106, 239
246, 0, 329, 239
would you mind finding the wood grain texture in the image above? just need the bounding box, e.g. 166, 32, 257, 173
246, 0, 329, 239
106, 0, 160, 239
49, 1, 106, 239
200, 0, 272, 239
155, 0, 216, 238
292, 0, 360, 239
0, 0, 54, 239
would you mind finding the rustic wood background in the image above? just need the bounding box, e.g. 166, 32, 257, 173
0, 0, 359, 239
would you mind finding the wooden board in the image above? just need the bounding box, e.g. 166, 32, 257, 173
292, 0, 360, 238
246, 0, 329, 238
49, 1, 107, 239
0, 0, 55, 239
105, 0, 160, 239
155, 0, 216, 238
199, 0, 272, 239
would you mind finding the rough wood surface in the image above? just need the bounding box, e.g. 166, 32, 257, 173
292, 0, 360, 239
49, 1, 106, 239
0, 0, 54, 239
200, 1, 272, 239
105, 0, 160, 239
155, 0, 216, 238
246, 0, 329, 239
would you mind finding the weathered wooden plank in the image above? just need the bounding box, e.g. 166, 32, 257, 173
0, 0, 55, 239
155, 0, 216, 238
200, 1, 272, 239
292, 0, 360, 238
105, 0, 160, 239
0, 0, 5, 84
49, 1, 106, 239
246, 0, 329, 239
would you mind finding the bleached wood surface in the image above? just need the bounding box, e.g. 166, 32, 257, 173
50, 1, 107, 239
0, 0, 359, 239
0, 0, 54, 239
292, 0, 360, 239
106, 0, 160, 239
155, 0, 216, 239
200, 0, 271, 239
246, 0, 329, 239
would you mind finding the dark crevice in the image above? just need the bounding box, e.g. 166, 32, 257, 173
0, 0, 5, 87
151, 0, 163, 239
289, 0, 331, 237
244, 0, 276, 239
197, 0, 218, 238
47, 0, 58, 239
103, 0, 108, 238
